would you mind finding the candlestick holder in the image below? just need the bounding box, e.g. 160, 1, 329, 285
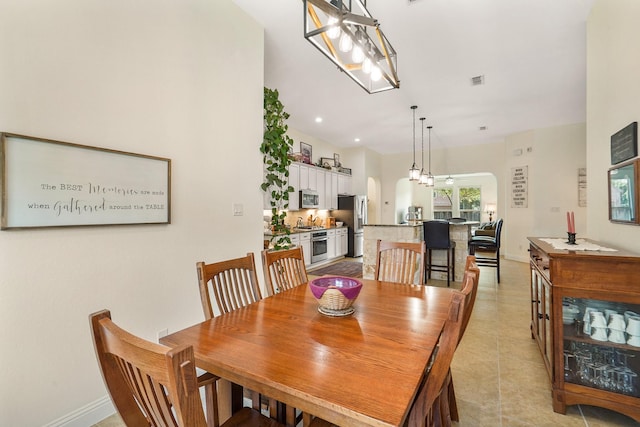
567, 232, 577, 245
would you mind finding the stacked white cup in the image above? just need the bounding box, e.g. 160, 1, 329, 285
608, 313, 626, 343
627, 315, 640, 347
589, 311, 608, 341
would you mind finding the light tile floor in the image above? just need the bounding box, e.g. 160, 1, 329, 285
94, 257, 640, 426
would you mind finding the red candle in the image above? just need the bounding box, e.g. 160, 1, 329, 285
567, 212, 571, 232
570, 211, 575, 233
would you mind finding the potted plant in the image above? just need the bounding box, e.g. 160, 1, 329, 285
261, 87, 294, 250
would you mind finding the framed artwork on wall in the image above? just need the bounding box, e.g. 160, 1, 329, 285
608, 158, 639, 224
300, 142, 312, 164
0, 133, 171, 229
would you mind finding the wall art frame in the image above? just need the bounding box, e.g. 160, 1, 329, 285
608, 158, 639, 224
300, 142, 312, 164
1, 133, 171, 229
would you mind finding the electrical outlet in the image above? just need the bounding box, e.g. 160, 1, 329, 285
157, 328, 168, 341
233, 203, 243, 216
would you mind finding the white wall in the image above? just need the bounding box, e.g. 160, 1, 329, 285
586, 0, 640, 251
0, 1, 264, 425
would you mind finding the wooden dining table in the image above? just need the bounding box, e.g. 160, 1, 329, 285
160, 278, 455, 427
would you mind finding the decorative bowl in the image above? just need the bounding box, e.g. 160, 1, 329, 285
309, 276, 362, 314
336, 221, 344, 227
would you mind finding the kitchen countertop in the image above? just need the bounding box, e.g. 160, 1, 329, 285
264, 225, 346, 236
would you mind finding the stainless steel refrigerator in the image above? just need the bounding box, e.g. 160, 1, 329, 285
334, 195, 367, 257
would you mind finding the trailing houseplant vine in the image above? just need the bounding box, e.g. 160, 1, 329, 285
261, 87, 294, 250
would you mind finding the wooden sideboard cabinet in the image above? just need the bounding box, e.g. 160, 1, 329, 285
528, 237, 640, 422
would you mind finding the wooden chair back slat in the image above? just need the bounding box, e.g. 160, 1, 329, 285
262, 247, 308, 295
90, 309, 208, 427
375, 240, 426, 285
197, 253, 262, 319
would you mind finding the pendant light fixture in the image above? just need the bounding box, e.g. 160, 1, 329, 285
445, 175, 454, 185
303, 0, 399, 94
425, 125, 435, 187
418, 117, 429, 185
409, 106, 420, 181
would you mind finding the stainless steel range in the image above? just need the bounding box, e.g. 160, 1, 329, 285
311, 230, 328, 264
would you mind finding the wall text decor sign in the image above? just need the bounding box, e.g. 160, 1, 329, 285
511, 166, 528, 208
1, 133, 171, 229
611, 122, 638, 165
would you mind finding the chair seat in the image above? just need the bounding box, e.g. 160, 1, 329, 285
221, 408, 284, 427
469, 236, 496, 245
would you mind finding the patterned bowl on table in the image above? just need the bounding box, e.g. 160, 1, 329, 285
309, 276, 362, 316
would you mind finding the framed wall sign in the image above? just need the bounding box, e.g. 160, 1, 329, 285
1, 133, 171, 229
611, 122, 638, 165
608, 158, 639, 224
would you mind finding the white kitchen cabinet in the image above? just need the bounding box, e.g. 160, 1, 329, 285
299, 164, 317, 191
288, 163, 300, 211
327, 229, 336, 259
316, 169, 326, 209
338, 173, 352, 195
326, 172, 338, 210
299, 232, 311, 266
337, 228, 348, 256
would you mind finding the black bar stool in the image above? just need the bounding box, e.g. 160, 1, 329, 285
468, 218, 503, 283
423, 220, 456, 287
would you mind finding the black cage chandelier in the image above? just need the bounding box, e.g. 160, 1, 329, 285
303, 0, 399, 94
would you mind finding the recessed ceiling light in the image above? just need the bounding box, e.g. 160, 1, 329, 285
315, 117, 323, 123
354, 138, 360, 142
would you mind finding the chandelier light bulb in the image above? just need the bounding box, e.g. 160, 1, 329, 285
339, 33, 353, 53
352, 45, 364, 63
327, 17, 340, 39
362, 57, 372, 74
371, 66, 382, 81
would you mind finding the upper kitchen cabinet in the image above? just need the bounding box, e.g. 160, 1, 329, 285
326, 170, 338, 210
338, 173, 352, 195
288, 163, 300, 211
264, 162, 351, 211
299, 163, 316, 191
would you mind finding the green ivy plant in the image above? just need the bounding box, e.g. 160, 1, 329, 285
261, 87, 294, 250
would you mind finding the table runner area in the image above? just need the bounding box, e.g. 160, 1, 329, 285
540, 238, 617, 252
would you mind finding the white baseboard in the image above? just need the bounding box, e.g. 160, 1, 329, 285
45, 396, 115, 427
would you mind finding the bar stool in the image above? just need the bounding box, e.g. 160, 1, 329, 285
423, 220, 456, 287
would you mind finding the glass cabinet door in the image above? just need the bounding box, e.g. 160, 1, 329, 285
562, 296, 640, 397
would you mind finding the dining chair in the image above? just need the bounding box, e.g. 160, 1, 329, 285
197, 254, 281, 423
446, 260, 480, 423
89, 309, 283, 427
374, 239, 426, 285
197, 252, 263, 319
407, 291, 466, 427
262, 246, 308, 295
468, 218, 503, 283
423, 220, 456, 287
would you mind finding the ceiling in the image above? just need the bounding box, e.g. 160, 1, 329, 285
233, 0, 595, 154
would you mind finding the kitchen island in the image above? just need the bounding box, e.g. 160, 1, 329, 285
363, 221, 477, 282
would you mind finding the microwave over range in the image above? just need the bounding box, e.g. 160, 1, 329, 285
300, 189, 319, 209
